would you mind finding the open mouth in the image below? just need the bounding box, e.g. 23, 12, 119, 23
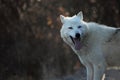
70, 36, 82, 50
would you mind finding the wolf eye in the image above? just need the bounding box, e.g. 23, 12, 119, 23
78, 26, 82, 28
68, 27, 73, 29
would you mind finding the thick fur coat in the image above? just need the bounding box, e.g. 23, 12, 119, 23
60, 11, 120, 80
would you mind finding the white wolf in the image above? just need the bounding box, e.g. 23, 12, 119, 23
60, 11, 120, 80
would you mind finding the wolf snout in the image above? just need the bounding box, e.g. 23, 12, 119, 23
75, 33, 80, 38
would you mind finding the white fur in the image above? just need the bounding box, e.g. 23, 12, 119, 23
60, 11, 120, 80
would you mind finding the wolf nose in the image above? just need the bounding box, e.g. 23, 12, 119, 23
75, 33, 80, 38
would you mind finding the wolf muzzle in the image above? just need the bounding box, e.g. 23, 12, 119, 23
70, 33, 82, 50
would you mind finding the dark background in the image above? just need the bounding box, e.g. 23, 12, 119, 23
0, 0, 120, 80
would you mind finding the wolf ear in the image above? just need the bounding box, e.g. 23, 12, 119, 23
60, 15, 65, 23
77, 11, 83, 20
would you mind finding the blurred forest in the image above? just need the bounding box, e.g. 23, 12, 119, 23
0, 0, 120, 80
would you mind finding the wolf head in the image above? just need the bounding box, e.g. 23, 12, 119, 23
60, 11, 89, 50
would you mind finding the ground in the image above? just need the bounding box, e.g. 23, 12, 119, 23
50, 67, 120, 80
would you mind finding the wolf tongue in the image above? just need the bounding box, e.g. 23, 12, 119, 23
74, 38, 81, 50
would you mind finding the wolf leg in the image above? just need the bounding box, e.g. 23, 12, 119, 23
93, 63, 106, 80
86, 63, 94, 80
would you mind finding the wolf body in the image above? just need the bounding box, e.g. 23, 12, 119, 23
60, 11, 120, 80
